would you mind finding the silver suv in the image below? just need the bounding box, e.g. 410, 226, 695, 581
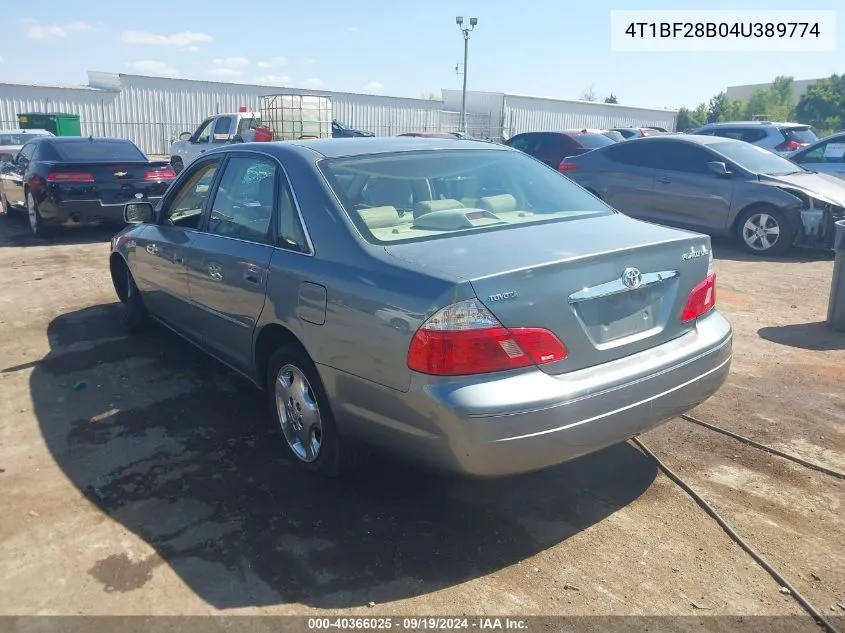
691, 121, 817, 156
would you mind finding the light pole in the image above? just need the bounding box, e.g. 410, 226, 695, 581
456, 16, 477, 134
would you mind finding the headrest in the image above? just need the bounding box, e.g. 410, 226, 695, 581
359, 206, 401, 229
413, 199, 464, 218
477, 194, 517, 214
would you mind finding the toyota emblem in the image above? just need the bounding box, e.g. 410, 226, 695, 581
621, 267, 642, 289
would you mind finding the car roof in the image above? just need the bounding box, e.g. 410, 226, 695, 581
256, 136, 508, 159
699, 121, 808, 128
621, 134, 744, 148
44, 136, 137, 143
0, 128, 53, 135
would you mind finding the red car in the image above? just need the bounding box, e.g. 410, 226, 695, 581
504, 130, 616, 170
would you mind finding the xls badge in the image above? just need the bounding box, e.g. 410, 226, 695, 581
682, 245, 709, 261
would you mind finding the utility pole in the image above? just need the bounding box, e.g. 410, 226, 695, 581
456, 16, 477, 134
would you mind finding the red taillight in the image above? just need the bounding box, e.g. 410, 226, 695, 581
681, 273, 717, 322
47, 171, 94, 183
776, 139, 802, 152
406, 299, 568, 376
558, 162, 578, 173
144, 168, 177, 180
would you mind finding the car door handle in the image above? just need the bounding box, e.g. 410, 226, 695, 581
243, 264, 264, 285
656, 176, 672, 184
146, 243, 160, 255
173, 253, 184, 264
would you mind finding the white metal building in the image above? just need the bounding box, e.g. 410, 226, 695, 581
0, 71, 678, 155
0, 72, 443, 155
441, 89, 678, 138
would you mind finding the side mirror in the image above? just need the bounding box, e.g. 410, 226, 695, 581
179, 132, 192, 141
231, 134, 244, 143
707, 161, 731, 176
124, 202, 154, 224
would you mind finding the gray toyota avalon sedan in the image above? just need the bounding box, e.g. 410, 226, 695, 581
109, 137, 732, 478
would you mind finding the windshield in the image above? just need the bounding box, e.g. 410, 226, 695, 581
319, 149, 612, 245
0, 133, 48, 145
710, 141, 805, 175
333, 120, 351, 130
601, 131, 625, 142
53, 140, 147, 161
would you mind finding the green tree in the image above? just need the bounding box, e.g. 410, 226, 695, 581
692, 103, 708, 127
676, 107, 702, 131
796, 74, 845, 134
707, 91, 728, 123
604, 93, 618, 104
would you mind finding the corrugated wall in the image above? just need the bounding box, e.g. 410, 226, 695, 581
0, 74, 444, 155
503, 94, 677, 136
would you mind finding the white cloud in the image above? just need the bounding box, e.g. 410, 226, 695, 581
128, 60, 179, 77
257, 74, 291, 85
0, 56, 4, 64
257, 56, 287, 68
363, 81, 384, 91
212, 56, 250, 68
65, 21, 93, 32
121, 30, 212, 47
207, 68, 243, 78
184, 45, 200, 53
28, 25, 67, 39
348, 26, 360, 32
303, 78, 323, 88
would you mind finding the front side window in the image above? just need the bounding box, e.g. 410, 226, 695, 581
319, 149, 612, 245
798, 136, 845, 164
647, 142, 713, 174
163, 159, 220, 229
206, 156, 276, 244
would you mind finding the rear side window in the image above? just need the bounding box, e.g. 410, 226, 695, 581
52, 140, 147, 161
602, 140, 656, 166
714, 128, 767, 143
782, 126, 818, 144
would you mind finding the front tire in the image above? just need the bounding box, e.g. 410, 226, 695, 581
266, 345, 358, 477
116, 265, 148, 332
735, 205, 793, 256
26, 191, 52, 238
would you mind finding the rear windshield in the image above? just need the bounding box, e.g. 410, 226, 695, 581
782, 126, 818, 144
573, 133, 616, 148
601, 131, 625, 142
0, 133, 49, 145
319, 149, 612, 245
52, 140, 147, 162
710, 141, 805, 176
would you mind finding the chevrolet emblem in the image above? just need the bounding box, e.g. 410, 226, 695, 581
114, 171, 128, 177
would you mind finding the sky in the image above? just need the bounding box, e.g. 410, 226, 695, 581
0, 0, 841, 111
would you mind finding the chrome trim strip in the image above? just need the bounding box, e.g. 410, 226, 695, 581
568, 269, 679, 304
494, 354, 732, 440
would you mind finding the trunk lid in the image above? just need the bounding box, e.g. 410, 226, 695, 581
385, 213, 714, 374
46, 160, 175, 204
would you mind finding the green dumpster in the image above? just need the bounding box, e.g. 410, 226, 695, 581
17, 112, 81, 136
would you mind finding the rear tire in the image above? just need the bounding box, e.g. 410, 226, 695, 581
734, 205, 793, 256
266, 344, 359, 477
26, 191, 52, 238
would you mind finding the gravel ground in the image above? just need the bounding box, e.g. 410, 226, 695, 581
0, 212, 843, 625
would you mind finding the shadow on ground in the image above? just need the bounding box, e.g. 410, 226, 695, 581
710, 237, 833, 264
24, 303, 657, 609
0, 212, 119, 248
758, 321, 845, 351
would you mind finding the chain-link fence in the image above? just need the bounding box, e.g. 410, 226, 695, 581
1, 110, 501, 158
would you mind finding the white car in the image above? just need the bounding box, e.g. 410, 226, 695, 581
0, 128, 54, 161
691, 121, 818, 156
788, 132, 845, 181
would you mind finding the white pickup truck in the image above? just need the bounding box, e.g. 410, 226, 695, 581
170, 95, 335, 172
169, 110, 260, 172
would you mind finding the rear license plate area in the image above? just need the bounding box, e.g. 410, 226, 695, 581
574, 286, 665, 345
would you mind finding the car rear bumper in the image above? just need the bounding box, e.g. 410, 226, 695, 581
325, 310, 732, 477
39, 197, 163, 226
